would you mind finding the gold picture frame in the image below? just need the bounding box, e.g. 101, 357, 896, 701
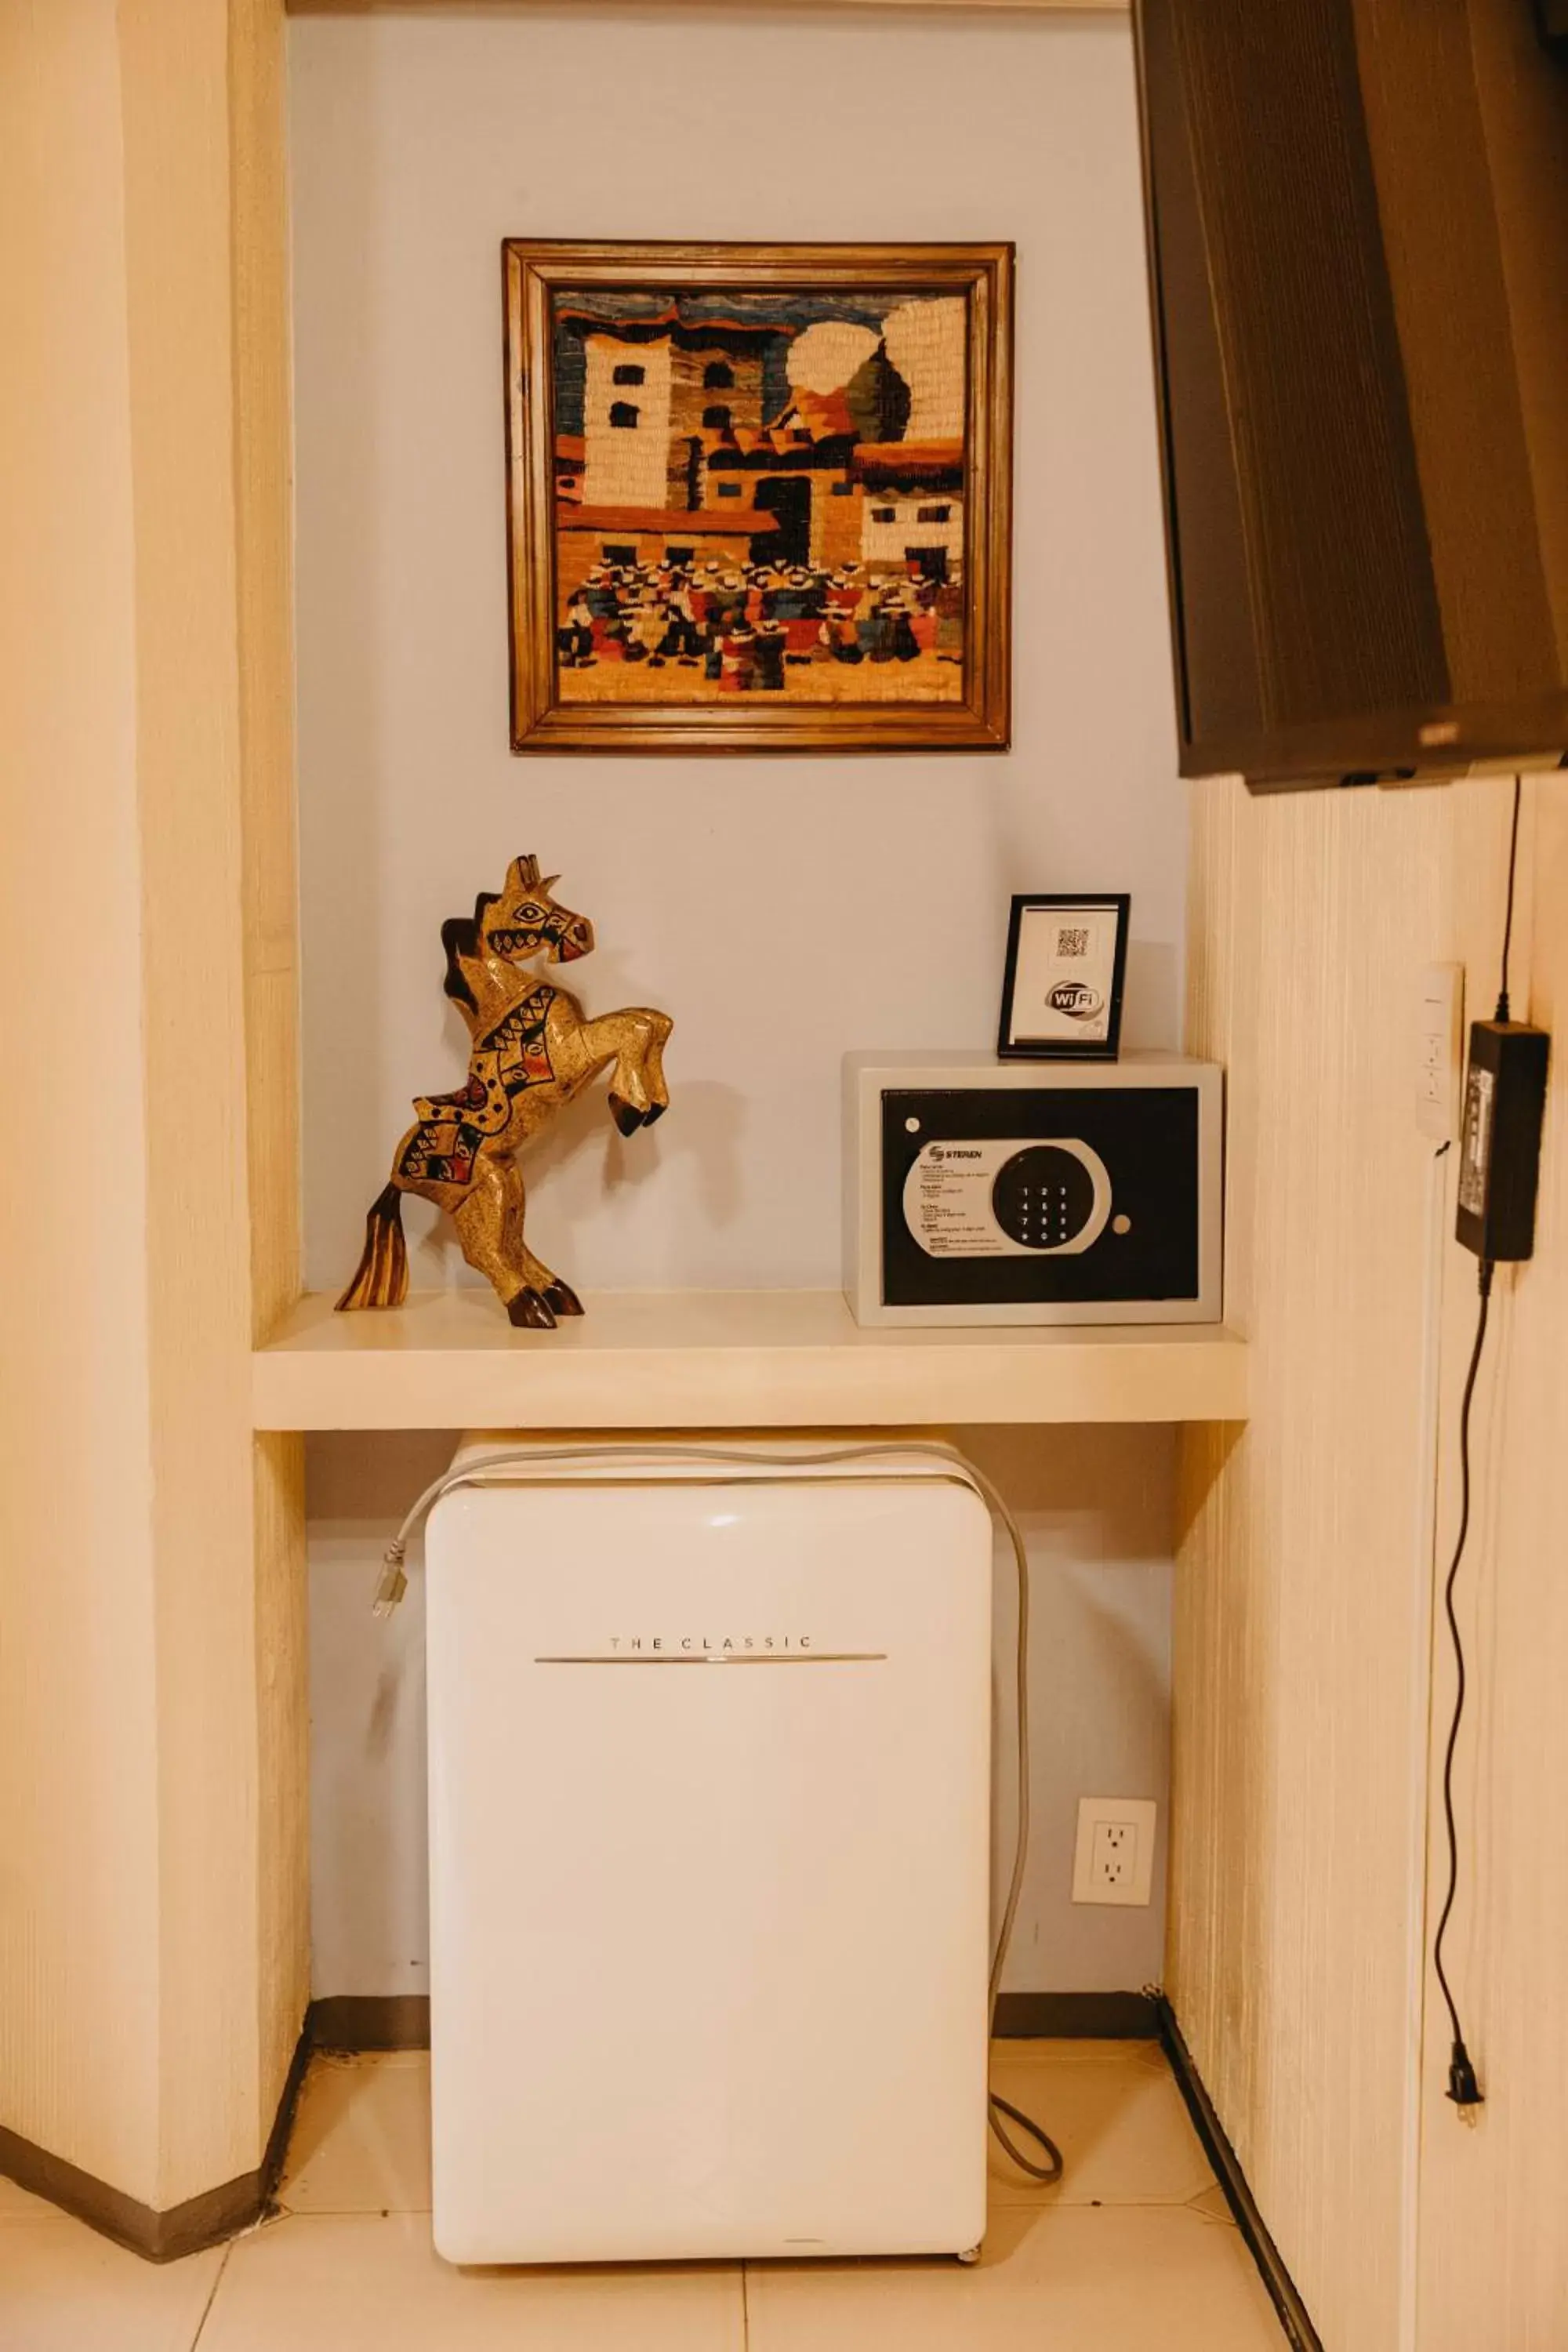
503, 239, 1014, 754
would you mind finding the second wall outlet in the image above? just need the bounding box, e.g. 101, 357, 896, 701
1071, 1796, 1158, 1907
1417, 962, 1465, 1142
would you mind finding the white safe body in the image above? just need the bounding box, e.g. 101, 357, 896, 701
423, 1444, 993, 2267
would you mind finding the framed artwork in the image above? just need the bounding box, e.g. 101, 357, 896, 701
998, 895, 1130, 1061
503, 239, 1014, 754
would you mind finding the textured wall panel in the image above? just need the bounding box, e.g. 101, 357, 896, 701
0, 0, 306, 2216
1415, 778, 1568, 2351
1174, 771, 1567, 2350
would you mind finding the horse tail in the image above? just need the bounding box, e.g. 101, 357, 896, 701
335, 1182, 409, 1312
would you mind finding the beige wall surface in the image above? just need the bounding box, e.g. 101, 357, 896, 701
120, 0, 282, 2207
289, 2, 1187, 1998
1414, 781, 1568, 2350
0, 0, 164, 2205
1, 0, 305, 2216
1173, 770, 1568, 2351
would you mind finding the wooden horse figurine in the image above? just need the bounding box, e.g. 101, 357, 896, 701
336, 855, 672, 1329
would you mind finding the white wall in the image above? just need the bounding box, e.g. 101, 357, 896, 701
290, 2, 1185, 1998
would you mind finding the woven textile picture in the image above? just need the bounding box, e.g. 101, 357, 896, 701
504, 242, 1014, 753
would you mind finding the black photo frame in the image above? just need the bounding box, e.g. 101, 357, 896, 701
997, 893, 1130, 1060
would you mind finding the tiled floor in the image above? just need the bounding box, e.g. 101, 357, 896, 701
0, 2041, 1287, 2349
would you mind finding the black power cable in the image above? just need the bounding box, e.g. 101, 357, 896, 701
1497, 772, 1523, 1025
1430, 771, 1524, 2119
1431, 1262, 1492, 2117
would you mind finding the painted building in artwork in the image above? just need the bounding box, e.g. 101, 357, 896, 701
556, 298, 967, 583
554, 507, 781, 598
561, 311, 793, 575
579, 332, 675, 509
684, 383, 863, 570
855, 442, 965, 579
575, 318, 776, 512
698, 434, 862, 572
664, 343, 768, 506
858, 489, 964, 579
880, 297, 967, 438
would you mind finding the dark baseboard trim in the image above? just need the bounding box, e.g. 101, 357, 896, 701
0, 2012, 313, 2265
317, 1991, 1150, 2053
1152, 1994, 1325, 2352
993, 1990, 1159, 2039
5, 1975, 1308, 2326
309, 1992, 431, 2051
259, 2016, 317, 2208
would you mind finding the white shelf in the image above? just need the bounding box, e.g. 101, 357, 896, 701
253, 1289, 1249, 1432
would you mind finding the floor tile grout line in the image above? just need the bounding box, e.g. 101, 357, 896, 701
188, 2238, 234, 2350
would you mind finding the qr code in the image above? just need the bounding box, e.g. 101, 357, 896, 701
1056, 926, 1090, 958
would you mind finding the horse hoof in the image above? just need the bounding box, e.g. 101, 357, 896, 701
608, 1094, 645, 1138
506, 1287, 557, 1330
641, 1102, 668, 1127
542, 1280, 585, 1318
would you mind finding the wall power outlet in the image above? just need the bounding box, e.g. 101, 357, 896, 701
1071, 1797, 1158, 1907
1416, 962, 1465, 1142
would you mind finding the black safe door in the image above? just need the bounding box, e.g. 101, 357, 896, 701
879, 1087, 1200, 1308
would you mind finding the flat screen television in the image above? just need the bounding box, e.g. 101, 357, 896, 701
1134, 0, 1568, 789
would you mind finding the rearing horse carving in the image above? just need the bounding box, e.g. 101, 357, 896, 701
336, 855, 672, 1329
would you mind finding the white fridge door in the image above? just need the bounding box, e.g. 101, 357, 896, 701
424, 1472, 993, 2265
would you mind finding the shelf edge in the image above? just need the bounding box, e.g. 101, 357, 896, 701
252, 1312, 1249, 1433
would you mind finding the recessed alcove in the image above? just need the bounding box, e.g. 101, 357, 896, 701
2, 0, 1252, 2256
282, 0, 1230, 2023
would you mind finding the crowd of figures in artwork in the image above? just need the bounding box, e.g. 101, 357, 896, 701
557, 554, 964, 694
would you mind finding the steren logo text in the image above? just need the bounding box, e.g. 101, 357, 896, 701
608, 1634, 812, 1653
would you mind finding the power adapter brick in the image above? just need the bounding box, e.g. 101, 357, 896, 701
1456, 1020, 1551, 1264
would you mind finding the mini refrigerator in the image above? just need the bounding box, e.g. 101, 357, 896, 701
423, 1444, 993, 2267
